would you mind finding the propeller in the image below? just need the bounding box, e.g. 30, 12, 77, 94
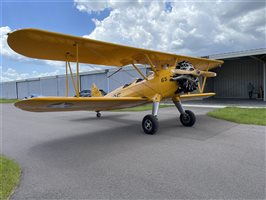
171, 61, 216, 93
171, 69, 216, 77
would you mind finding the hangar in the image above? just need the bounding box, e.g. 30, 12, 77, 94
1, 48, 266, 101
205, 48, 266, 100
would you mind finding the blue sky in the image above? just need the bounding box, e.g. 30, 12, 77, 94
2, 1, 110, 35
1, 0, 265, 82
1, 1, 111, 80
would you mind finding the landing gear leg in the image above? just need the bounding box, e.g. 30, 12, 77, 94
142, 102, 159, 135
96, 111, 101, 118
173, 100, 196, 127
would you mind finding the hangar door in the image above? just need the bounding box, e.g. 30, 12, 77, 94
212, 57, 263, 99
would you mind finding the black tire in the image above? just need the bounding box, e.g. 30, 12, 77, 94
142, 114, 159, 135
180, 110, 196, 127
96, 112, 101, 118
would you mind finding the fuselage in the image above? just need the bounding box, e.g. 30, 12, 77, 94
106, 66, 178, 101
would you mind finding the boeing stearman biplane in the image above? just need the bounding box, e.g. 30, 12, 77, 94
8, 29, 223, 134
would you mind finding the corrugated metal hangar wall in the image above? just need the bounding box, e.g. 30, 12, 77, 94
1, 50, 266, 101
206, 56, 265, 99
0, 67, 148, 99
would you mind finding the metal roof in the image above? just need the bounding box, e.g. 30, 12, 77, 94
207, 48, 266, 60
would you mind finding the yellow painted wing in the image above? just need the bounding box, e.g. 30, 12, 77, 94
14, 97, 149, 112
179, 93, 215, 101
8, 28, 223, 70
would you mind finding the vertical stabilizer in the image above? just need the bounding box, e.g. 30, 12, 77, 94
91, 83, 103, 97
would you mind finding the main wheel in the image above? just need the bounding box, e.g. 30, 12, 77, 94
96, 112, 101, 118
142, 114, 159, 135
180, 110, 196, 127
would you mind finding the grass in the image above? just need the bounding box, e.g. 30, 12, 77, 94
207, 107, 266, 126
113, 104, 174, 112
0, 99, 18, 103
0, 155, 21, 200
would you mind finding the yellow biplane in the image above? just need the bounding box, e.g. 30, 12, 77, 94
8, 29, 223, 134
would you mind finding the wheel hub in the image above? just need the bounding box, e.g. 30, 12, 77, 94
182, 114, 190, 123
144, 119, 152, 131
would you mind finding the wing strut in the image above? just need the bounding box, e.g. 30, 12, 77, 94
67, 61, 79, 96
173, 57, 179, 68
75, 43, 80, 94
132, 63, 148, 80
144, 54, 158, 76
198, 63, 210, 93
65, 59, 69, 96
65, 43, 81, 97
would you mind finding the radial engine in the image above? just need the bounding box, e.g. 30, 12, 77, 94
171, 61, 199, 94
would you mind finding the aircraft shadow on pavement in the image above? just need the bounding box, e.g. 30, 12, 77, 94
29, 114, 234, 169
29, 123, 157, 168
68, 112, 234, 141
68, 113, 129, 122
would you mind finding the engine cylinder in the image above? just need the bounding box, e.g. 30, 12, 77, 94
173, 61, 199, 93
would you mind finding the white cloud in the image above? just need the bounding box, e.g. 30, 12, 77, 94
0, 63, 106, 82
75, 0, 266, 56
1, 26, 104, 80
43, 60, 65, 68
0, 66, 61, 82
1, 26, 66, 68
2, 1, 265, 81
0, 26, 32, 61
74, 0, 144, 13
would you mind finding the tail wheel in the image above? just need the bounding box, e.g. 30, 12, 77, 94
96, 112, 101, 118
180, 110, 196, 127
142, 114, 159, 135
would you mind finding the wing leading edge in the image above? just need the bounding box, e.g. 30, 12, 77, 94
14, 97, 149, 112
179, 93, 216, 101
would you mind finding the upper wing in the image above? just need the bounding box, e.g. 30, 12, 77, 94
14, 97, 149, 112
8, 28, 223, 71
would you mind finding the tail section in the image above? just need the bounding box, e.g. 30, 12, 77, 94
91, 83, 103, 97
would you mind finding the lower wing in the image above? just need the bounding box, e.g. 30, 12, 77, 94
14, 97, 149, 112
179, 93, 215, 101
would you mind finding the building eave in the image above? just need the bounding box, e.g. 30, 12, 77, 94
206, 48, 266, 60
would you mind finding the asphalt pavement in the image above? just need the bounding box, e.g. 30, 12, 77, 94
2, 104, 265, 199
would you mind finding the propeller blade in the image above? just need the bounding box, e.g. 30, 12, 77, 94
171, 69, 216, 77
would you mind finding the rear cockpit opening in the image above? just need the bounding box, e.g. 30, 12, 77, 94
136, 78, 143, 83
123, 78, 144, 88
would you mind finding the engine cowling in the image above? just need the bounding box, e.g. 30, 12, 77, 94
172, 61, 199, 94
